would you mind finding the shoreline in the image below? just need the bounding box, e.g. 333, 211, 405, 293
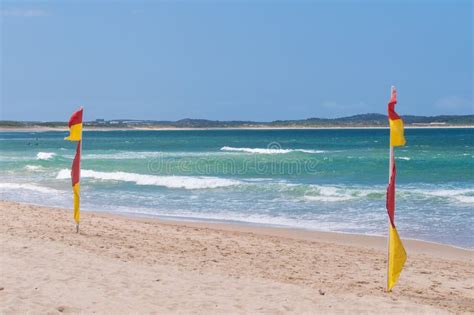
1, 200, 473, 313
1, 125, 473, 132
100, 210, 474, 259
9, 199, 474, 254
63, 206, 474, 255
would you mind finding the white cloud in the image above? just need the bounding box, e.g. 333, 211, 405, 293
1, 8, 48, 17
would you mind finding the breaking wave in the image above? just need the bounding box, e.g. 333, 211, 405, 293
299, 185, 474, 204
56, 169, 242, 190
82, 152, 163, 160
303, 185, 381, 202
81, 151, 228, 160
411, 188, 474, 204
36, 152, 56, 160
0, 183, 60, 194
53, 168, 474, 204
24, 165, 44, 171
220, 146, 325, 154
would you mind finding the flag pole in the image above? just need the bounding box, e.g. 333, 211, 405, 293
65, 107, 84, 234
386, 86, 395, 292
385, 85, 407, 292
75, 143, 81, 234
76, 140, 82, 233
76, 107, 83, 234
387, 145, 394, 291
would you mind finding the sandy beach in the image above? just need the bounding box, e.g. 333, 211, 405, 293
1, 200, 473, 314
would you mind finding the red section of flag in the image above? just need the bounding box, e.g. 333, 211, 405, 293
68, 108, 83, 127
386, 159, 396, 227
388, 88, 400, 120
71, 141, 81, 186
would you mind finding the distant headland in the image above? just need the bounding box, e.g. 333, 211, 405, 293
1, 113, 473, 130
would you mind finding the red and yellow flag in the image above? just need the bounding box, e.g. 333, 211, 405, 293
65, 108, 83, 225
65, 108, 83, 141
388, 87, 406, 147
386, 88, 406, 291
386, 157, 407, 291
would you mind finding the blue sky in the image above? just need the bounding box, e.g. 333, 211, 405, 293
1, 1, 472, 121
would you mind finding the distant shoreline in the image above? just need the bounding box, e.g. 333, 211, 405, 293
2, 113, 472, 131
1, 125, 474, 132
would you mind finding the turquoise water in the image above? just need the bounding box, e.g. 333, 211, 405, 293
1, 128, 473, 248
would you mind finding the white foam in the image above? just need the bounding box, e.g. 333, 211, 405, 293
220, 146, 324, 154
397, 157, 411, 160
303, 185, 381, 202
83, 152, 163, 160
24, 165, 44, 171
82, 151, 230, 160
302, 185, 474, 204
454, 195, 474, 203
36, 152, 56, 160
56, 169, 242, 190
0, 183, 60, 194
123, 208, 366, 233
418, 188, 473, 197
410, 188, 474, 204
304, 195, 354, 202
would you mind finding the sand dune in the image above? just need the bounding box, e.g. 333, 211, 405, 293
1, 200, 473, 313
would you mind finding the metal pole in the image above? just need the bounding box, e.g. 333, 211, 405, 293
76, 107, 83, 234
386, 86, 395, 292
387, 145, 393, 292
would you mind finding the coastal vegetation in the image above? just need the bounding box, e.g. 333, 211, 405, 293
1, 113, 473, 129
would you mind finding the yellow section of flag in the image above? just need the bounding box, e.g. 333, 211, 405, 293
387, 224, 407, 291
65, 123, 83, 141
389, 119, 406, 147
73, 183, 80, 224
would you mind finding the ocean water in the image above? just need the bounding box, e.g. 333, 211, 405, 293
1, 128, 473, 248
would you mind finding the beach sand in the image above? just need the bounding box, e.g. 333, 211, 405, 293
1, 200, 473, 314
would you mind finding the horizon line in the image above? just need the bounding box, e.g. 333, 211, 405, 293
2, 112, 474, 123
